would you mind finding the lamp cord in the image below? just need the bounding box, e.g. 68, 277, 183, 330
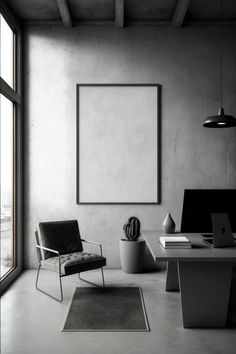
220, 0, 223, 108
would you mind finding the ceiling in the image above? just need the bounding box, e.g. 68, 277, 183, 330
5, 0, 236, 27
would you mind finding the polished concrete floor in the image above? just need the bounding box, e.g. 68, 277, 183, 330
1, 269, 236, 354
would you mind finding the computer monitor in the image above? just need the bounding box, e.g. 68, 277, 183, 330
180, 189, 236, 233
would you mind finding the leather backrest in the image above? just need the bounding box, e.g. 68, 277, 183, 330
39, 220, 83, 259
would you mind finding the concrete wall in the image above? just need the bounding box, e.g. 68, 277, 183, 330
24, 25, 236, 268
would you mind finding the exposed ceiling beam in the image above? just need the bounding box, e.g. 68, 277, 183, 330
57, 0, 72, 27
172, 0, 191, 28
115, 0, 124, 28
22, 19, 236, 28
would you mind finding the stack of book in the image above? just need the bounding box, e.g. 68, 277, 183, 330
159, 236, 191, 249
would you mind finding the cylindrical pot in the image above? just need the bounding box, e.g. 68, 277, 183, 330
119, 239, 146, 273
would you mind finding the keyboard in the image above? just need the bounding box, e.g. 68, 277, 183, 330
203, 239, 213, 246
201, 233, 213, 238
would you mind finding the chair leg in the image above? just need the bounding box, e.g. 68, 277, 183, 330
101, 267, 105, 287
36, 264, 63, 302
78, 267, 105, 288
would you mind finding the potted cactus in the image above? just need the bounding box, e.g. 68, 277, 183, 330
119, 216, 146, 273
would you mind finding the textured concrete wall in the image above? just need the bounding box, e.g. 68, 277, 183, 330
24, 26, 236, 268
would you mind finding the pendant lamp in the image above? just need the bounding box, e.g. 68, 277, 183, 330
203, 0, 236, 128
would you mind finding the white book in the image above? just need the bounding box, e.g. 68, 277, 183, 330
159, 236, 190, 243
159, 236, 191, 248
161, 245, 192, 249
163, 244, 191, 247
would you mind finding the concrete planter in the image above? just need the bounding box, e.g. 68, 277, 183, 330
119, 239, 146, 273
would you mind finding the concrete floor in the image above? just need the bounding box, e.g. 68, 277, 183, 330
1, 269, 236, 354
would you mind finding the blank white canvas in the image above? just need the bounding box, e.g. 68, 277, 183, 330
78, 85, 158, 203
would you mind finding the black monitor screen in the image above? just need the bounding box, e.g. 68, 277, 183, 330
180, 189, 236, 233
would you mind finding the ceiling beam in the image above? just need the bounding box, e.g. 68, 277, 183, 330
22, 19, 236, 28
115, 0, 124, 28
57, 0, 72, 27
172, 0, 191, 28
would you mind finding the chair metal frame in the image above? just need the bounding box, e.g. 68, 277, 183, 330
35, 231, 105, 302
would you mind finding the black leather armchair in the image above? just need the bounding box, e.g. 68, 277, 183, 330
35, 220, 106, 302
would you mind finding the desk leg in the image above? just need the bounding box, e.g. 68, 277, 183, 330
166, 261, 179, 291
178, 261, 232, 328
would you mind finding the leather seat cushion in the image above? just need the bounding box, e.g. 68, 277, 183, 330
41, 251, 106, 276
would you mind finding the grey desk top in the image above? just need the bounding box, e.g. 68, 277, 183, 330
143, 230, 236, 262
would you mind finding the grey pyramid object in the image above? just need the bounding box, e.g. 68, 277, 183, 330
162, 213, 176, 234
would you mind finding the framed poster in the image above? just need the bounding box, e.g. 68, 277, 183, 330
76, 84, 161, 204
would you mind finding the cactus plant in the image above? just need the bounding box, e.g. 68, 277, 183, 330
123, 216, 141, 241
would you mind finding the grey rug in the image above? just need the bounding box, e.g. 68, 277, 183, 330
62, 287, 150, 332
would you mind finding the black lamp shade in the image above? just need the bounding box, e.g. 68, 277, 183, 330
203, 107, 236, 128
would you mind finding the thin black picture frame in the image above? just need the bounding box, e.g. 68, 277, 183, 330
76, 84, 161, 205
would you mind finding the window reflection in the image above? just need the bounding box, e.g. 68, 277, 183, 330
0, 14, 14, 89
0, 94, 14, 278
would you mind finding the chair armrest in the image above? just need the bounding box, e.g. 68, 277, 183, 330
36, 245, 62, 274
81, 239, 103, 256
36, 244, 59, 255
81, 239, 101, 247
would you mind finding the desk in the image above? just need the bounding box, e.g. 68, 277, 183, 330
143, 231, 236, 328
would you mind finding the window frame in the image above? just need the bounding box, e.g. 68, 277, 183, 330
0, 0, 23, 295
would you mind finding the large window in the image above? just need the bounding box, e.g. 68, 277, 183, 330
0, 94, 15, 279
0, 3, 23, 292
0, 13, 14, 88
